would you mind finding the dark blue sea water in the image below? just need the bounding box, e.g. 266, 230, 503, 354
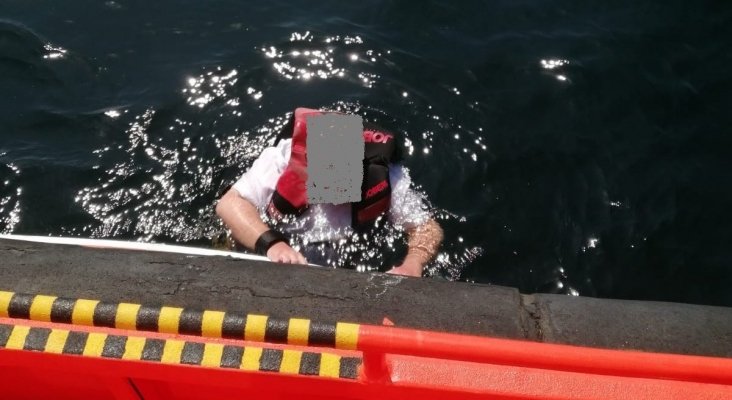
1, 1, 731, 306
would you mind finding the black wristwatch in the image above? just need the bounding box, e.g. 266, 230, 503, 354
255, 230, 287, 255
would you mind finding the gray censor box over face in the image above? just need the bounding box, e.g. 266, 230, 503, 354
306, 113, 364, 205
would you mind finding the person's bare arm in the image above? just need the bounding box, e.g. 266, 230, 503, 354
387, 218, 443, 277
216, 189, 306, 264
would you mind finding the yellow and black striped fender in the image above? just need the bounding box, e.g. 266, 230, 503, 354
0, 290, 359, 350
0, 320, 361, 379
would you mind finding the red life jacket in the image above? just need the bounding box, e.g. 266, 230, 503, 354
267, 108, 398, 229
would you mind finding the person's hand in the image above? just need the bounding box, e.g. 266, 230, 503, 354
266, 242, 307, 264
386, 259, 423, 277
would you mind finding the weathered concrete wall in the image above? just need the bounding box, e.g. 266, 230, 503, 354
1, 239, 730, 358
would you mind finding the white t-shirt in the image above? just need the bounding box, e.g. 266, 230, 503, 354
232, 139, 429, 243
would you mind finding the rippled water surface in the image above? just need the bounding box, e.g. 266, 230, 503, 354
2, 1, 731, 306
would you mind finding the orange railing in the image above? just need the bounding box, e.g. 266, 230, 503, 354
357, 324, 732, 385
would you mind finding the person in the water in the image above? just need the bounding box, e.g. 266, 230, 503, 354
216, 108, 443, 277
